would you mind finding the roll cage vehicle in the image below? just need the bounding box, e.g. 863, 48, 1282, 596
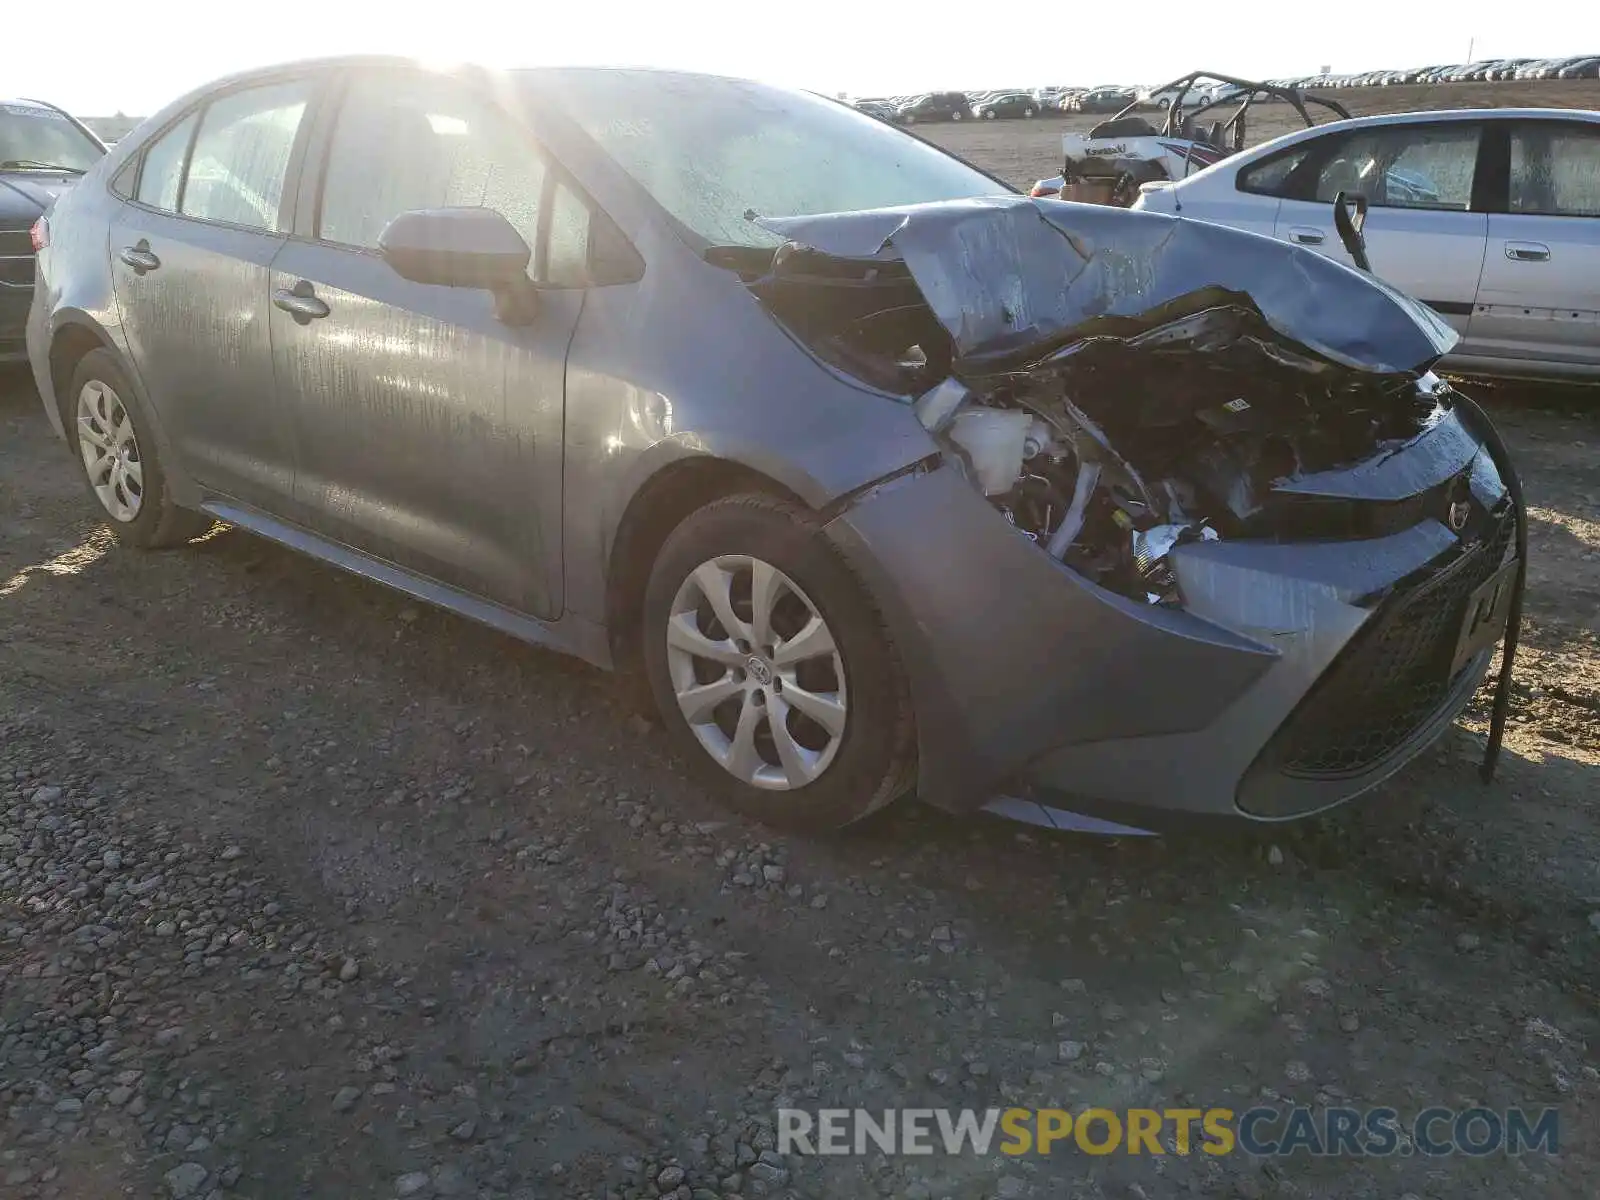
1032, 71, 1352, 206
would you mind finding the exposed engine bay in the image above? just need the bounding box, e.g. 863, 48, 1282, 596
741, 197, 1470, 606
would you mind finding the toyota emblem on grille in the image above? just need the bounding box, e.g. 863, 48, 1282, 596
1448, 500, 1470, 532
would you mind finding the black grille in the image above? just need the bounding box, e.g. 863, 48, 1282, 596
1256, 507, 1515, 780
0, 228, 33, 288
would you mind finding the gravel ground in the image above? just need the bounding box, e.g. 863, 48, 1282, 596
3, 82, 1600, 1197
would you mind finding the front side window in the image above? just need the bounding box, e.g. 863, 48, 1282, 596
1312, 124, 1480, 210
0, 102, 104, 173
1510, 123, 1600, 217
536, 71, 1008, 249
181, 81, 312, 231
318, 74, 546, 255
135, 112, 197, 211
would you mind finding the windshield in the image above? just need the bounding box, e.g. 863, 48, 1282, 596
531, 71, 1009, 249
0, 102, 104, 172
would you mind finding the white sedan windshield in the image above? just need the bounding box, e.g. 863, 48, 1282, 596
536, 71, 1009, 248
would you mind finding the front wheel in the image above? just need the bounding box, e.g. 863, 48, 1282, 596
66, 348, 209, 549
903, 112, 917, 124
982, 109, 997, 120
642, 495, 916, 832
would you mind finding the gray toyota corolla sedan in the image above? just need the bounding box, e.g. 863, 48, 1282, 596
28, 58, 1526, 833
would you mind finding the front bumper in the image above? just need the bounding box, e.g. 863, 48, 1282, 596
826, 430, 1516, 824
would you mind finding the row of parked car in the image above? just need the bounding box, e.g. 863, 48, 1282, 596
854, 85, 1148, 122
1288, 56, 1600, 88
854, 55, 1600, 123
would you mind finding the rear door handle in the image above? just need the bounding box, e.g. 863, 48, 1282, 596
1288, 226, 1325, 245
1504, 241, 1550, 262
118, 241, 160, 273
272, 280, 330, 323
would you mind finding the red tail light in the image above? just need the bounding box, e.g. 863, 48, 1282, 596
1028, 183, 1059, 198
29, 216, 49, 252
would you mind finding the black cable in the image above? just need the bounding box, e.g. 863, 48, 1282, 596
1452, 391, 1528, 783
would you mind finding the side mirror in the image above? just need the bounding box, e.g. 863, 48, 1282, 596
378, 207, 539, 321
1332, 190, 1371, 272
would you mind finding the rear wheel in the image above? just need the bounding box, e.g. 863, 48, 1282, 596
67, 348, 209, 549
642, 494, 916, 832
1024, 107, 1036, 117
951, 110, 963, 121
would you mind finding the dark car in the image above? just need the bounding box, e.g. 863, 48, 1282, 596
28, 59, 1525, 835
1, 99, 104, 363
1559, 57, 1600, 78
895, 92, 970, 123
1074, 87, 1138, 113
972, 92, 1039, 120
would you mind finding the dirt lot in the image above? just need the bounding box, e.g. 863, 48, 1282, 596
3, 81, 1599, 1200
923, 79, 1600, 187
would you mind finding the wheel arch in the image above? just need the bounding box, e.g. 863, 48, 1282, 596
604, 455, 807, 674
45, 317, 196, 507
45, 315, 117, 434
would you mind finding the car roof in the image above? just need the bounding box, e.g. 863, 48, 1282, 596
1246, 107, 1600, 154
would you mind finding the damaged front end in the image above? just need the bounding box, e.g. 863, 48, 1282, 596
740, 197, 1525, 812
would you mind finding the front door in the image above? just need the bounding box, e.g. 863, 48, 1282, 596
110, 78, 315, 508
1470, 120, 1600, 371
1272, 121, 1489, 345
270, 69, 577, 618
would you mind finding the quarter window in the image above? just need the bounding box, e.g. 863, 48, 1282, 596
1237, 145, 1311, 196
180, 81, 312, 231
1510, 123, 1600, 216
1311, 124, 1480, 211
135, 112, 197, 212
318, 75, 546, 257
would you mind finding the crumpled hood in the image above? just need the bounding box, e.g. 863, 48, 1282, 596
0, 173, 75, 224
756, 195, 1457, 377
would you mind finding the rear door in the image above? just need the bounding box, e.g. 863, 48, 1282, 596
1469, 119, 1600, 372
269, 68, 583, 617
1270, 120, 1489, 344
109, 76, 318, 508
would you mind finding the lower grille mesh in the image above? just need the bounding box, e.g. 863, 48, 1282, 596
1259, 508, 1514, 780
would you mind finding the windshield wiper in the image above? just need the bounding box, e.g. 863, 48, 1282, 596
0, 159, 87, 174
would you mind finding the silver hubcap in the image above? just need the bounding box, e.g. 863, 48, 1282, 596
76, 380, 143, 523
666, 555, 848, 791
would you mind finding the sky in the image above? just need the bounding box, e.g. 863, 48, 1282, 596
13, 1, 1600, 117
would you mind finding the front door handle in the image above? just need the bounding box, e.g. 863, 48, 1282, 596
1288, 226, 1326, 245
272, 280, 330, 324
118, 241, 160, 274
1504, 241, 1550, 262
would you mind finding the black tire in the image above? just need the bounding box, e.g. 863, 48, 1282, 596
642, 494, 916, 833
65, 348, 209, 549
1024, 107, 1036, 118
983, 109, 997, 120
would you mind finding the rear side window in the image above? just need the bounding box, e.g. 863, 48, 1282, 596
135, 112, 197, 211
1311, 124, 1481, 210
318, 74, 546, 254
1510, 123, 1600, 216
181, 81, 312, 231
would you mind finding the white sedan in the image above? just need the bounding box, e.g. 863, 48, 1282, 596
1133, 108, 1600, 381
